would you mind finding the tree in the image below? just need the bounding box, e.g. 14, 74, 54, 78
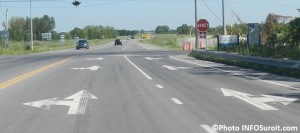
69, 25, 118, 40
261, 13, 278, 44
8, 17, 26, 41
155, 25, 169, 34
118, 30, 137, 36
286, 18, 300, 47
177, 24, 191, 34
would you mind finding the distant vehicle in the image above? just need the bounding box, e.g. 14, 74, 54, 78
76, 39, 89, 49
115, 39, 122, 46
131, 36, 135, 39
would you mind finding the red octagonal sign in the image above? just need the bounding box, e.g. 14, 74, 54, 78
197, 19, 209, 32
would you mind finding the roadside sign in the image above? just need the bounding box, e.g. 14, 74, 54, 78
199, 32, 206, 38
197, 19, 209, 32
60, 35, 65, 45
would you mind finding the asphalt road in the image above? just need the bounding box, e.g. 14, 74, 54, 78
0, 39, 299, 133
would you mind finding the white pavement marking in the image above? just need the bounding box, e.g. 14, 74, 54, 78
91, 44, 113, 51
124, 56, 153, 80
85, 57, 104, 61
0, 59, 16, 63
171, 98, 183, 105
70, 66, 101, 71
136, 43, 150, 50
162, 65, 177, 70
201, 125, 218, 133
162, 65, 190, 71
145, 57, 162, 60
170, 56, 300, 91
220, 88, 297, 110
122, 44, 130, 51
23, 90, 98, 115
156, 84, 164, 89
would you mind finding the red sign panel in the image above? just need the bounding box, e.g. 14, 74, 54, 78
197, 19, 209, 32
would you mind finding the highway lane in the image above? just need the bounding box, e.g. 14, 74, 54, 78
0, 40, 299, 133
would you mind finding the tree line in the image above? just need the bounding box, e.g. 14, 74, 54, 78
154, 24, 194, 34
9, 15, 55, 41
7, 15, 138, 42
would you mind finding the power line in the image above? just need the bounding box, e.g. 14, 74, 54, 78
200, 0, 222, 23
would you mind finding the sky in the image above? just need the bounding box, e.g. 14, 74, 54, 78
2, 0, 300, 32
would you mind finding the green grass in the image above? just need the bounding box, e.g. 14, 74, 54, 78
215, 42, 300, 60
139, 34, 187, 50
0, 39, 113, 55
189, 52, 300, 78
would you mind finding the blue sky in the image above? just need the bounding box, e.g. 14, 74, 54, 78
2, 0, 300, 32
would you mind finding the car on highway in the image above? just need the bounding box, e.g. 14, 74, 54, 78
115, 39, 122, 46
76, 39, 89, 49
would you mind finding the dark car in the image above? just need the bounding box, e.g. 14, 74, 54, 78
76, 39, 89, 49
115, 39, 122, 46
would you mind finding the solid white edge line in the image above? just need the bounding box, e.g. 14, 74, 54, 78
156, 84, 164, 89
171, 98, 183, 105
124, 56, 153, 80
170, 56, 300, 91
201, 125, 218, 133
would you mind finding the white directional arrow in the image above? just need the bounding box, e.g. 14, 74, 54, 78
85, 57, 104, 61
220, 88, 297, 110
145, 57, 162, 60
70, 66, 101, 71
162, 65, 190, 71
23, 90, 98, 115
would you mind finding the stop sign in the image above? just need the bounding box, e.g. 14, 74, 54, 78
197, 19, 209, 32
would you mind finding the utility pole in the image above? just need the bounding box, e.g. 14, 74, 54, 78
194, 0, 198, 49
4, 2, 8, 48
30, 0, 33, 51
222, 0, 227, 35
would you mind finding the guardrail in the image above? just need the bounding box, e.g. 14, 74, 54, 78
191, 50, 300, 70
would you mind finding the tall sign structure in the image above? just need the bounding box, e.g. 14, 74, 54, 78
247, 23, 260, 45
196, 19, 209, 49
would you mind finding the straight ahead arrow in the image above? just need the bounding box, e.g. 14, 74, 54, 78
23, 90, 98, 115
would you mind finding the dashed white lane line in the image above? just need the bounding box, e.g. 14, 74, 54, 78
171, 98, 183, 105
201, 125, 218, 133
136, 43, 150, 50
122, 44, 130, 51
124, 56, 153, 80
92, 44, 113, 51
170, 56, 300, 91
156, 84, 164, 89
0, 59, 16, 63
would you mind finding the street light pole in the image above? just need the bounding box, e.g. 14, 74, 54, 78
194, 0, 198, 49
30, 0, 33, 51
